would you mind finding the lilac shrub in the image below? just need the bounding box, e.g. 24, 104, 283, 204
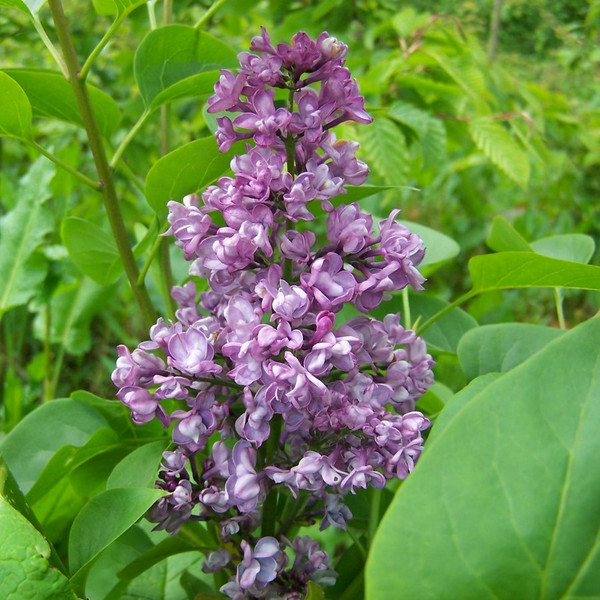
112, 28, 434, 598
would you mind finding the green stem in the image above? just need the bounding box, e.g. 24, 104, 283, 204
194, 0, 229, 28
48, 0, 156, 329
31, 15, 68, 76
110, 109, 152, 168
416, 290, 476, 336
137, 230, 164, 286
402, 287, 411, 329
554, 288, 566, 329
147, 0, 157, 29
79, 14, 126, 80
25, 139, 100, 190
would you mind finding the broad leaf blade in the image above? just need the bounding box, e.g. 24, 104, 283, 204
61, 217, 123, 284
0, 71, 32, 139
107, 440, 169, 490
457, 323, 565, 380
0, 158, 53, 317
145, 137, 241, 216
399, 220, 460, 270
0, 398, 108, 493
469, 252, 600, 292
366, 316, 600, 599
92, 0, 145, 16
487, 215, 532, 252
134, 25, 236, 109
4, 69, 121, 138
68, 487, 166, 575
531, 234, 595, 264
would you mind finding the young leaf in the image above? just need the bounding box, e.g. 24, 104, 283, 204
0, 498, 77, 599
134, 25, 237, 109
0, 158, 54, 317
469, 117, 530, 188
0, 71, 32, 139
0, 398, 108, 493
61, 217, 123, 285
4, 69, 121, 138
366, 315, 600, 599
469, 252, 600, 293
68, 487, 166, 575
145, 137, 242, 217
457, 323, 565, 380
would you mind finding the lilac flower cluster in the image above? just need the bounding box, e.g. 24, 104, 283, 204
113, 28, 433, 598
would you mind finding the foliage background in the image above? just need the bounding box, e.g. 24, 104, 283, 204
0, 1, 599, 598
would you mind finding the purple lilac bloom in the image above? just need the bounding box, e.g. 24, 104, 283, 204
113, 27, 435, 599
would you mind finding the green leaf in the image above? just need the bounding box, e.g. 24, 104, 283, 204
149, 71, 223, 111
531, 234, 596, 264
399, 220, 460, 270
68, 487, 166, 575
366, 315, 600, 599
0, 0, 30, 14
34, 278, 113, 355
0, 497, 77, 599
469, 117, 530, 188
0, 0, 45, 13
0, 158, 54, 317
92, 0, 145, 16
0, 72, 32, 139
388, 294, 477, 354
4, 69, 121, 138
61, 217, 123, 284
469, 252, 600, 293
134, 25, 237, 109
358, 117, 408, 185
0, 398, 108, 494
457, 323, 565, 380
145, 137, 241, 217
107, 441, 169, 490
487, 215, 532, 252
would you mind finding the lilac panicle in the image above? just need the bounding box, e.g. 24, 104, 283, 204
113, 27, 434, 599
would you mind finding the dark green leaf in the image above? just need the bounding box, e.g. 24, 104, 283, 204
61, 217, 122, 285
134, 25, 236, 109
457, 323, 565, 380
0, 71, 32, 139
68, 487, 166, 575
0, 398, 108, 493
367, 316, 600, 599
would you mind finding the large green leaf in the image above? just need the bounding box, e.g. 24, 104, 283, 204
107, 440, 169, 490
457, 323, 565, 380
469, 117, 530, 188
469, 252, 600, 292
68, 487, 166, 575
61, 217, 123, 285
0, 398, 108, 494
134, 25, 237, 110
3, 69, 121, 138
0, 72, 32, 139
0, 158, 54, 317
145, 137, 241, 216
0, 497, 77, 600
366, 316, 600, 599
0, 0, 45, 14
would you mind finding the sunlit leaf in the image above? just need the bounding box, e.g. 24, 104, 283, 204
0, 71, 32, 139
